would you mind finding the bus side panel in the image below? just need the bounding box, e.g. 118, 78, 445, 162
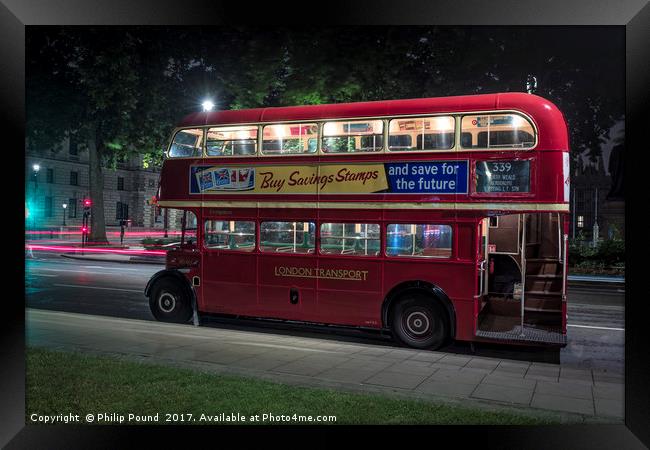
315, 257, 383, 328
257, 254, 318, 322
201, 250, 258, 315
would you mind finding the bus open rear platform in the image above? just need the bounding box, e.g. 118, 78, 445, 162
477, 309, 566, 345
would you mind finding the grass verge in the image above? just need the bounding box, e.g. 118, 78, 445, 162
27, 347, 560, 425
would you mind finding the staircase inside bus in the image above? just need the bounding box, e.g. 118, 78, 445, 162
476, 213, 567, 345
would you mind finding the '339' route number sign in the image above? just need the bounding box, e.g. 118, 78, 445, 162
475, 160, 530, 193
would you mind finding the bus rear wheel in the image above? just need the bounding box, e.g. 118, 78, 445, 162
391, 294, 448, 350
149, 278, 193, 324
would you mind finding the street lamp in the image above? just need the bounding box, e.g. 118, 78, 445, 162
31, 164, 40, 230
202, 99, 215, 112
62, 203, 67, 226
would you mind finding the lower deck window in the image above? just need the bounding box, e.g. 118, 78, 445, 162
260, 221, 315, 254
204, 220, 255, 251
320, 223, 380, 256
386, 224, 452, 258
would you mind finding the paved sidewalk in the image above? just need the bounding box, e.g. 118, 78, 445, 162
26, 309, 623, 422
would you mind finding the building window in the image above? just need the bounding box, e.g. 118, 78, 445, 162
69, 139, 78, 156
204, 220, 255, 251
116, 202, 129, 220
68, 198, 77, 218
148, 179, 155, 188
260, 221, 315, 254
70, 171, 78, 186
386, 224, 452, 258
117, 177, 124, 191
577, 216, 584, 228
320, 223, 380, 256
489, 216, 499, 227
46, 168, 54, 184
44, 197, 53, 217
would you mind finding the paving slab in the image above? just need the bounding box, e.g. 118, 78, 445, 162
559, 367, 594, 384
530, 393, 594, 415
471, 384, 534, 405
334, 358, 395, 372
465, 358, 500, 371
481, 373, 537, 390
430, 368, 487, 385
231, 356, 288, 371
271, 361, 332, 377
363, 371, 430, 390
491, 367, 528, 378
191, 351, 248, 365
415, 380, 478, 398
594, 397, 624, 419
436, 354, 472, 367
534, 380, 593, 400
384, 361, 439, 377
408, 351, 446, 363
592, 382, 624, 400
317, 367, 380, 384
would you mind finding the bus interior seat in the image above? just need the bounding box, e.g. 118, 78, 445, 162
461, 132, 473, 148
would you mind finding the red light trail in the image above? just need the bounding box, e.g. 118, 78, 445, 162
26, 244, 166, 256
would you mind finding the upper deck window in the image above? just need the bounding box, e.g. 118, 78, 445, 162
262, 123, 318, 155
461, 113, 535, 149
388, 116, 455, 151
206, 126, 258, 156
169, 128, 204, 158
322, 120, 383, 153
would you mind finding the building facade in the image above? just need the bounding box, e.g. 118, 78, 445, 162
25, 137, 183, 231
569, 152, 625, 242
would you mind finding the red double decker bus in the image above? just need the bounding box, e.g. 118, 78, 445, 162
145, 92, 570, 349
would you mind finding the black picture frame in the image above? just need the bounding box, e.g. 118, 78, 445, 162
4, 1, 648, 447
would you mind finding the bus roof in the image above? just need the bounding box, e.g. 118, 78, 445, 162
178, 92, 567, 146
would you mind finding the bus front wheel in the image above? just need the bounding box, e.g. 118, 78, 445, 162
391, 294, 448, 350
149, 278, 193, 324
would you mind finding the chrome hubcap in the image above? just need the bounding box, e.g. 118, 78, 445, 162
159, 292, 176, 313
405, 310, 431, 336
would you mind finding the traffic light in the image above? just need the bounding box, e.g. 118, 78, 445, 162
83, 198, 92, 211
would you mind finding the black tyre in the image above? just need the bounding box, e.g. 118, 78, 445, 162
390, 294, 449, 350
149, 278, 193, 323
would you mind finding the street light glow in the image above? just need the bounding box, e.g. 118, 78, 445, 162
32, 164, 40, 172
202, 100, 215, 112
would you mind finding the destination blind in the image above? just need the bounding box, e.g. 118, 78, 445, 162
475, 160, 530, 193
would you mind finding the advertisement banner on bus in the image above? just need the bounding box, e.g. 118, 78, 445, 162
190, 161, 468, 195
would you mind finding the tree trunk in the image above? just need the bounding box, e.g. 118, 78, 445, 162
87, 138, 109, 244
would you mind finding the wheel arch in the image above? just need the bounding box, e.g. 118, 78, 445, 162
382, 280, 456, 339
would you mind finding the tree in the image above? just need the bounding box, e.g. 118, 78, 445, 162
27, 27, 189, 243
